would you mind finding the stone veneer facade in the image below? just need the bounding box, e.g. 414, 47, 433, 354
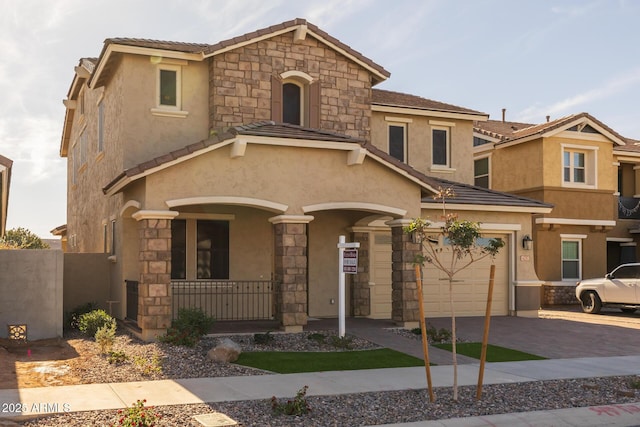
137, 218, 173, 341
209, 33, 373, 140
390, 223, 422, 326
351, 231, 371, 316
272, 221, 309, 331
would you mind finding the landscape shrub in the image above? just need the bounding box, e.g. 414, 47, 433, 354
271, 385, 311, 416
112, 399, 160, 427
95, 319, 117, 354
159, 308, 214, 347
65, 302, 98, 330
77, 309, 114, 337
254, 331, 274, 345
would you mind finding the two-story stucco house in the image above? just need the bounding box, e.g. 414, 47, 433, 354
0, 154, 12, 238
59, 19, 550, 340
474, 113, 640, 304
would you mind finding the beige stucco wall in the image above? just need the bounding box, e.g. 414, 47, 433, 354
370, 111, 476, 184
491, 139, 545, 191
534, 224, 608, 282
143, 144, 422, 218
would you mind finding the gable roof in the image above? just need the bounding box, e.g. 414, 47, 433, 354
103, 122, 365, 195
475, 113, 628, 146
372, 89, 487, 117
361, 142, 552, 211
88, 18, 389, 89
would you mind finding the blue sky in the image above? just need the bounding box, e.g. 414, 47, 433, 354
1, 0, 639, 238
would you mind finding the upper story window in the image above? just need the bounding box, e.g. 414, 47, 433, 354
562, 144, 597, 188
151, 59, 188, 118
432, 127, 450, 167
272, 71, 319, 128
388, 124, 406, 162
283, 82, 302, 125
474, 157, 490, 188
429, 120, 455, 171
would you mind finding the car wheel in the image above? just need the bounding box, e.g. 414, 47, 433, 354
621, 308, 637, 314
580, 291, 602, 314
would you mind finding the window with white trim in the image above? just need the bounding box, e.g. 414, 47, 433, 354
562, 145, 596, 187
283, 81, 303, 125
474, 157, 490, 188
388, 124, 406, 162
432, 126, 450, 167
151, 63, 188, 118
561, 239, 581, 280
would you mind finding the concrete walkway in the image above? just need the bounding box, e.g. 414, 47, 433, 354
1, 357, 640, 425
2, 310, 640, 426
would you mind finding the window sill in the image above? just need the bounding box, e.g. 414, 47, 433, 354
561, 182, 596, 190
150, 108, 189, 118
108, 255, 117, 263
429, 166, 456, 173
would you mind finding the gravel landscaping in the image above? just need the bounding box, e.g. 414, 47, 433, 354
6, 329, 640, 426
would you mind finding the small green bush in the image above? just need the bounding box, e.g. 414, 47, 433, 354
271, 385, 311, 416
329, 335, 353, 350
107, 350, 128, 365
65, 302, 98, 330
307, 333, 326, 344
254, 331, 274, 345
78, 309, 114, 337
159, 308, 214, 347
411, 324, 452, 343
95, 320, 117, 354
112, 399, 160, 427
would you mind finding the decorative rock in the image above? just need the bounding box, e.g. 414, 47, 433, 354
207, 338, 241, 363
616, 388, 636, 397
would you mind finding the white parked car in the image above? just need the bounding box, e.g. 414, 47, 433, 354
575, 263, 640, 314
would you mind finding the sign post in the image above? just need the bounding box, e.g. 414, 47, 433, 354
337, 235, 359, 337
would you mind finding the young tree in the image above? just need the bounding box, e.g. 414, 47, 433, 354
0, 227, 50, 249
405, 187, 503, 401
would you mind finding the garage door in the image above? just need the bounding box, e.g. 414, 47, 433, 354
369, 232, 509, 319
369, 231, 392, 319
422, 234, 509, 317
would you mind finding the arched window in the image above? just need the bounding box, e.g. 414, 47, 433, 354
272, 71, 320, 128
283, 82, 302, 125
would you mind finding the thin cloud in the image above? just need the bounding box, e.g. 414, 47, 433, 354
515, 67, 640, 123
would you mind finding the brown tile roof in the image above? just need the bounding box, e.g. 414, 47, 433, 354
361, 142, 552, 209
372, 89, 487, 116
234, 121, 364, 143
104, 38, 210, 53
473, 119, 536, 141
475, 113, 628, 145
0, 154, 12, 169
616, 138, 640, 153
103, 122, 361, 194
204, 18, 390, 80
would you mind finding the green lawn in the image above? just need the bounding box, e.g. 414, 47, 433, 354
433, 342, 546, 362
235, 348, 424, 373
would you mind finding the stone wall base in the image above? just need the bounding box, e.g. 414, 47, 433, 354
543, 284, 580, 305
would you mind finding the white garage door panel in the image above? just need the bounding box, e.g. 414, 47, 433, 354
369, 232, 509, 319
422, 235, 509, 317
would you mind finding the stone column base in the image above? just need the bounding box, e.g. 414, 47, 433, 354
280, 325, 304, 333
395, 320, 420, 329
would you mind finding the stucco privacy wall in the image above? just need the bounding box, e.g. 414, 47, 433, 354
63, 253, 111, 315
0, 250, 63, 340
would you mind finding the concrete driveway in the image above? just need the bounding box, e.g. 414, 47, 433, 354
424, 305, 640, 359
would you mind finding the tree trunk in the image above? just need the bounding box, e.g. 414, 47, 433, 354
449, 278, 458, 401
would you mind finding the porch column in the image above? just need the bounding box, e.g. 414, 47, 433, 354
350, 229, 370, 316
388, 219, 421, 328
132, 210, 179, 341
269, 215, 314, 332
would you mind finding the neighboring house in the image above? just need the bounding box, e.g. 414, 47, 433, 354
0, 154, 12, 238
58, 18, 550, 340
474, 113, 640, 304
